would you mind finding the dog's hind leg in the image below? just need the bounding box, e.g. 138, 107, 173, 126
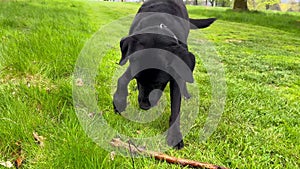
113, 67, 132, 113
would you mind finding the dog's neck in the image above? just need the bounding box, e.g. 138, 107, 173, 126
131, 23, 179, 44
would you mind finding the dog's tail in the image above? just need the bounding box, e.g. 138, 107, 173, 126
189, 18, 217, 29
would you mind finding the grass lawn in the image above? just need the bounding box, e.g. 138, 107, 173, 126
0, 0, 299, 168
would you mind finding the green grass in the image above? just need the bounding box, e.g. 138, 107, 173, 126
1, 1, 300, 168
188, 6, 300, 34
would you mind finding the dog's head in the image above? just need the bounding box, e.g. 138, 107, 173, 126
119, 33, 195, 110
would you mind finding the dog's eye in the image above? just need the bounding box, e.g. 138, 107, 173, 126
137, 42, 145, 49
168, 41, 180, 48
170, 42, 179, 46
165, 37, 179, 46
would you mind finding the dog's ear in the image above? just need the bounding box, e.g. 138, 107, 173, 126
180, 51, 195, 83
169, 45, 195, 83
119, 36, 136, 65
189, 18, 216, 29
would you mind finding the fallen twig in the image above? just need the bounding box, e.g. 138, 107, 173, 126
110, 138, 229, 169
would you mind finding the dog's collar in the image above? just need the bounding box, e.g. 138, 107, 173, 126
159, 23, 179, 43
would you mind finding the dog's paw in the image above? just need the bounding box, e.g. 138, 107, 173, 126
113, 102, 122, 114
167, 134, 184, 150
113, 95, 127, 113
184, 92, 191, 100
173, 140, 184, 150
183, 85, 191, 100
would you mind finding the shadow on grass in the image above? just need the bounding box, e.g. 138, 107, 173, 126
189, 7, 300, 34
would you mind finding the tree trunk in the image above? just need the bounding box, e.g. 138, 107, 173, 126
251, 0, 256, 10
233, 0, 249, 10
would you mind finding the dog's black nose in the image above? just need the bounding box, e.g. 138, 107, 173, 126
138, 96, 151, 110
139, 100, 151, 110
139, 89, 162, 110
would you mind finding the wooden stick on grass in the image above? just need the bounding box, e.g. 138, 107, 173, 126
110, 138, 228, 169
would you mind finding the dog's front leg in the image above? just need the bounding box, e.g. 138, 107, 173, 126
113, 67, 132, 113
167, 80, 184, 150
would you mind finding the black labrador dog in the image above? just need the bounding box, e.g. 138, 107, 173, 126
113, 0, 216, 149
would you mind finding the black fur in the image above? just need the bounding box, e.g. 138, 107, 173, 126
113, 0, 216, 150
